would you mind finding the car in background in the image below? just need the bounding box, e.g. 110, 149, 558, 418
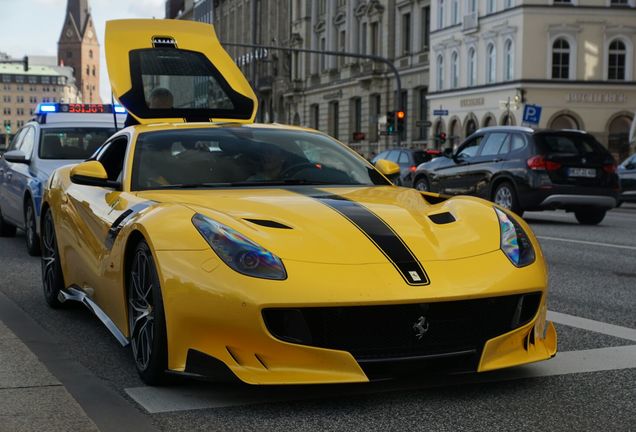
371, 148, 442, 186
411, 126, 619, 225
617, 153, 636, 205
0, 103, 125, 254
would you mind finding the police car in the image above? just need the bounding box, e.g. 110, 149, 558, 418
0, 103, 125, 255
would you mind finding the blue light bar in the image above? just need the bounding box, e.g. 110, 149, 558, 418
114, 105, 127, 114
38, 104, 58, 113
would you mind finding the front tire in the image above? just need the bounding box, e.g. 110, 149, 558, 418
0, 207, 17, 237
128, 240, 168, 385
25, 200, 41, 256
414, 177, 430, 192
493, 181, 523, 216
574, 208, 607, 225
41, 209, 65, 308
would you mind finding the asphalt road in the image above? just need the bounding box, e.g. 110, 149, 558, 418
0, 204, 635, 431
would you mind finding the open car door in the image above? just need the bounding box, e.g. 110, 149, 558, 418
105, 19, 257, 125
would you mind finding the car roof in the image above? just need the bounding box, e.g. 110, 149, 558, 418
473, 126, 591, 136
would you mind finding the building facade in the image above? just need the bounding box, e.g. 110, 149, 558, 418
0, 63, 80, 143
288, 0, 432, 157
57, 0, 101, 103
428, 0, 636, 160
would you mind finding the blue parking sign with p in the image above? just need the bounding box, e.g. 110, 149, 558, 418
523, 104, 542, 125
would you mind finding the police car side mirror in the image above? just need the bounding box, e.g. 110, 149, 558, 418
3, 150, 28, 164
70, 161, 119, 188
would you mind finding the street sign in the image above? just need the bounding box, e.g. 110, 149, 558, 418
416, 120, 432, 127
433, 109, 449, 116
523, 104, 542, 125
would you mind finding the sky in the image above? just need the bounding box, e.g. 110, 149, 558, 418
0, 0, 166, 102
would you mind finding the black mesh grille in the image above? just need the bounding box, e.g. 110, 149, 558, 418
263, 293, 541, 365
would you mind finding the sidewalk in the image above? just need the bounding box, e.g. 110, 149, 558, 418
0, 319, 99, 432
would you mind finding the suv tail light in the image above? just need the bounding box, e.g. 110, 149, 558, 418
527, 155, 561, 171
602, 163, 616, 174
409, 165, 417, 172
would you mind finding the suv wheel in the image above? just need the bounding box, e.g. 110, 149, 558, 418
0, 207, 17, 237
25, 201, 41, 256
414, 177, 429, 192
493, 182, 523, 216
574, 208, 606, 225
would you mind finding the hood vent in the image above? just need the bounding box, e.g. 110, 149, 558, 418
244, 219, 292, 229
428, 212, 456, 225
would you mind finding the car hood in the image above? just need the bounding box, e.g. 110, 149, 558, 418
136, 186, 501, 264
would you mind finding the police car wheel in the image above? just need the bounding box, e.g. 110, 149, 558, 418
0, 207, 17, 237
25, 201, 41, 256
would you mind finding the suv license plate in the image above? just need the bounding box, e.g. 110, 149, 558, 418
568, 167, 596, 178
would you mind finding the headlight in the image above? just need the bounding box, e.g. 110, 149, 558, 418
192, 213, 287, 280
494, 207, 535, 267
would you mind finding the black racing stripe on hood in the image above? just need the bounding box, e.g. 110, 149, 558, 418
297, 188, 429, 286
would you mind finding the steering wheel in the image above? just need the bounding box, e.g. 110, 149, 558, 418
281, 162, 322, 178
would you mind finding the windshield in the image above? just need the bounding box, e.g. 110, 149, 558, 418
131, 127, 389, 190
39, 127, 115, 160
536, 133, 607, 157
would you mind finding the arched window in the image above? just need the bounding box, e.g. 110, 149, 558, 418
451, 51, 459, 88
437, 54, 444, 90
504, 39, 514, 81
486, 43, 496, 83
552, 38, 570, 79
608, 39, 626, 80
467, 47, 476, 86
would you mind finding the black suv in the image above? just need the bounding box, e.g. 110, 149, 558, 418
411, 126, 619, 224
371, 148, 441, 186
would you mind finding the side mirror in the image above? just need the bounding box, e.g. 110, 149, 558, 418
442, 148, 453, 158
70, 161, 119, 188
374, 159, 401, 182
626, 163, 635, 170
3, 149, 28, 164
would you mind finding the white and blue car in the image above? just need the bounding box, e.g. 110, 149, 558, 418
0, 103, 125, 255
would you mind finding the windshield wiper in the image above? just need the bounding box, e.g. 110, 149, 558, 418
228, 179, 341, 187
150, 182, 233, 189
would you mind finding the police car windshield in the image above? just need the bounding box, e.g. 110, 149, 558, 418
39, 128, 114, 160
131, 128, 389, 190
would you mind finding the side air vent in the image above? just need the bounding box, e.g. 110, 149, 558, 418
244, 219, 292, 229
428, 212, 456, 224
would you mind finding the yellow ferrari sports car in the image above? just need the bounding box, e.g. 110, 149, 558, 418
40, 19, 556, 385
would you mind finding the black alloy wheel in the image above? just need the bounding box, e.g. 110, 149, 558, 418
414, 177, 430, 192
574, 208, 607, 225
41, 209, 65, 308
493, 182, 523, 217
128, 240, 168, 385
25, 200, 41, 256
0, 207, 17, 237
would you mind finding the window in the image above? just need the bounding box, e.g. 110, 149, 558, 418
370, 22, 379, 56
329, 101, 339, 139
487, 0, 496, 13
39, 127, 114, 160
92, 66, 96, 76
28, 76, 36, 84
16, 75, 24, 83
504, 0, 514, 7
318, 0, 326, 15
418, 88, 428, 140
437, 55, 444, 89
352, 97, 362, 135
422, 7, 430, 49
402, 13, 411, 55
369, 94, 381, 141
338, 30, 346, 67
480, 133, 509, 156
552, 38, 570, 79
41, 76, 50, 84
361, 22, 367, 54
2, 75, 10, 83
97, 138, 129, 182
504, 39, 514, 81
19, 127, 35, 159
451, 51, 459, 88
457, 137, 482, 159
451, 0, 459, 24
398, 151, 410, 164
467, 47, 476, 86
610, 0, 629, 4
486, 43, 496, 83
89, 50, 93, 59
509, 134, 527, 153
467, 0, 477, 13
608, 39, 626, 80
320, 37, 327, 72
438, 0, 445, 29
310, 104, 320, 129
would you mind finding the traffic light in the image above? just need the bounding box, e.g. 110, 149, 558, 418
435, 132, 447, 145
386, 111, 396, 135
4, 125, 10, 134
396, 110, 406, 134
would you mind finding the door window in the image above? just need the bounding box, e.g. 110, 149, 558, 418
456, 137, 482, 160
479, 133, 509, 156
398, 151, 410, 164
386, 150, 400, 162
97, 137, 128, 182
8, 128, 27, 151
19, 127, 36, 159
509, 133, 527, 153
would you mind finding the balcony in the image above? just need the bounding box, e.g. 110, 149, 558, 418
462, 12, 479, 33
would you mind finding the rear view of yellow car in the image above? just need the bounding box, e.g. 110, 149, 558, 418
40, 19, 556, 385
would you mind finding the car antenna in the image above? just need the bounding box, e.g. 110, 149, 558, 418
111, 93, 119, 132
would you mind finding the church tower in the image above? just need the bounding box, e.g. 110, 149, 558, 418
57, 0, 101, 103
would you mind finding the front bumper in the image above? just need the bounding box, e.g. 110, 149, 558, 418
156, 249, 556, 384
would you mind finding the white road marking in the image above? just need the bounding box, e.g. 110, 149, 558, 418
126, 345, 636, 413
537, 235, 636, 251
548, 311, 636, 342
